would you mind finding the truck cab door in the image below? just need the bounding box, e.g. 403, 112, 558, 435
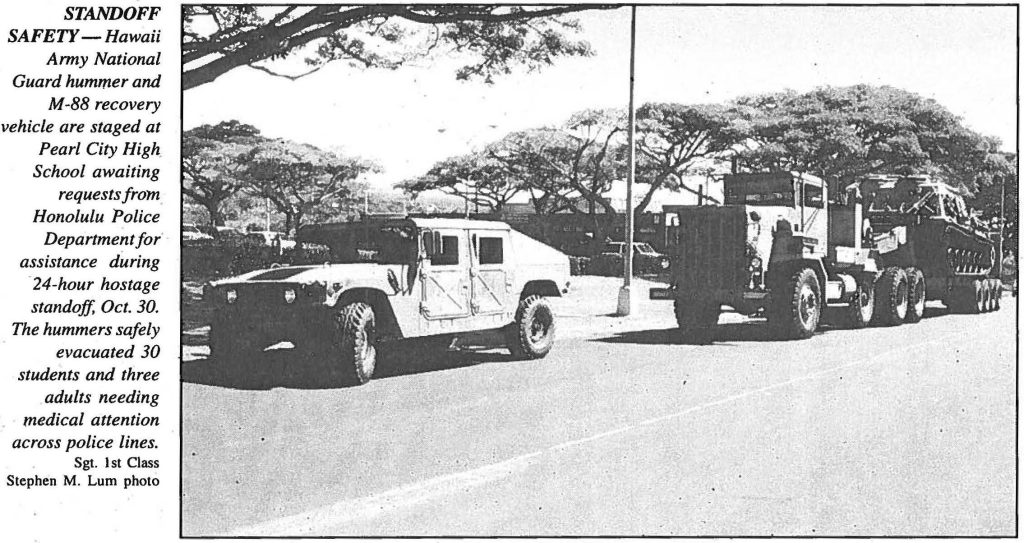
420, 229, 471, 320
470, 231, 511, 315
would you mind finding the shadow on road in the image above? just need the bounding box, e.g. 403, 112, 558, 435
181, 343, 516, 391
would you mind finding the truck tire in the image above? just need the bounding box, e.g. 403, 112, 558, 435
905, 268, 926, 323
674, 298, 719, 344
768, 267, 821, 340
332, 302, 377, 385
508, 295, 555, 359
844, 281, 875, 329
872, 267, 909, 326
970, 280, 985, 314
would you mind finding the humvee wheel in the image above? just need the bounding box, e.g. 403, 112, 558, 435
332, 302, 377, 385
508, 295, 555, 359
905, 268, 926, 323
872, 267, 909, 326
845, 281, 875, 329
769, 267, 821, 340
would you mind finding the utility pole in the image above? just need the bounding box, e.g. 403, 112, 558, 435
616, 5, 638, 316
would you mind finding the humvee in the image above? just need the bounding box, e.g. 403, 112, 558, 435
205, 218, 570, 385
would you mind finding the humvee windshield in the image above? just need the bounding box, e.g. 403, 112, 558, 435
295, 224, 418, 265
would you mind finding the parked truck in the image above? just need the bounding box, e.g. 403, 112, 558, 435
206, 218, 570, 385
650, 171, 1000, 343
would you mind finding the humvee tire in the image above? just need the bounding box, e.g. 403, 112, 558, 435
508, 295, 555, 359
905, 267, 926, 323
332, 302, 377, 385
844, 281, 875, 329
768, 267, 821, 340
872, 267, 909, 326
674, 298, 719, 344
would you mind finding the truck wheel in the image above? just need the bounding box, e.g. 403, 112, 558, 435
674, 298, 719, 344
768, 268, 821, 340
332, 302, 377, 385
845, 282, 874, 329
871, 267, 908, 326
905, 268, 926, 323
508, 295, 555, 359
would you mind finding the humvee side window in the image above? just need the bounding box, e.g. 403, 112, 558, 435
431, 235, 460, 266
478, 237, 504, 265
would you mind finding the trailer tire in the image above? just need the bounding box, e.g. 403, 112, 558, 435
872, 267, 909, 326
991, 280, 1002, 311
508, 295, 555, 359
971, 279, 985, 314
905, 268, 926, 323
331, 302, 377, 386
845, 281, 875, 329
768, 267, 821, 340
675, 298, 719, 344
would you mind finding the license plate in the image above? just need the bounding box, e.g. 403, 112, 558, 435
649, 287, 674, 300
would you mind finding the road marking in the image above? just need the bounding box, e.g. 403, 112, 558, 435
233, 450, 543, 536
230, 338, 941, 536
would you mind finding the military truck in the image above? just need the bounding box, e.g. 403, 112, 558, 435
205, 218, 571, 385
650, 172, 911, 342
850, 174, 1002, 314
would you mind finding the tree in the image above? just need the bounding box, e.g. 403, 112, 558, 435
632, 102, 742, 216
183, 5, 610, 90
397, 152, 523, 212
730, 85, 1012, 194
974, 153, 1018, 250
182, 120, 264, 226
241, 139, 377, 234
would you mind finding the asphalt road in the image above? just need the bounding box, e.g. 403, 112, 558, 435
181, 301, 1016, 537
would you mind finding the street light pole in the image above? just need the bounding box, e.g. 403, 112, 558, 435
616, 5, 638, 316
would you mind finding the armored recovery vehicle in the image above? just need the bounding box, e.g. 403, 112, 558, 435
205, 218, 570, 385
851, 174, 1002, 314
650, 172, 936, 342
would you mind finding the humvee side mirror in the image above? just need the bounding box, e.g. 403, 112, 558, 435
422, 231, 434, 258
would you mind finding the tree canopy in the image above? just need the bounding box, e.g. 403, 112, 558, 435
182, 120, 265, 226
241, 139, 378, 234
397, 152, 523, 212
730, 85, 1014, 194
183, 5, 610, 90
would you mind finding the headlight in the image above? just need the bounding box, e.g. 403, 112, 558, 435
226, 289, 238, 304
660, 258, 670, 269
750, 257, 762, 269
283, 288, 296, 304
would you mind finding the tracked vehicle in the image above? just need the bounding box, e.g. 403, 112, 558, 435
851, 175, 1002, 314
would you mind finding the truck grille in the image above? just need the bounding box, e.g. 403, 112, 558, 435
668, 206, 747, 292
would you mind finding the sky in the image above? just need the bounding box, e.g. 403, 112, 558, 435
184, 5, 1018, 189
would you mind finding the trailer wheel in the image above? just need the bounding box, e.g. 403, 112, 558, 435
508, 295, 555, 359
905, 268, 926, 323
674, 298, 719, 344
845, 281, 875, 329
991, 280, 1002, 311
331, 302, 377, 385
872, 267, 909, 326
768, 267, 820, 340
971, 280, 986, 314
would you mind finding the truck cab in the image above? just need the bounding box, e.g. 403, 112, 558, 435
652, 172, 891, 343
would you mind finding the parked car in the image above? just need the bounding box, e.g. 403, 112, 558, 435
206, 218, 571, 385
590, 242, 670, 276
246, 230, 297, 250
183, 223, 214, 241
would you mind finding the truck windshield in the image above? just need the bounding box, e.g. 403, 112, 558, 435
724, 177, 795, 206
295, 225, 418, 265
